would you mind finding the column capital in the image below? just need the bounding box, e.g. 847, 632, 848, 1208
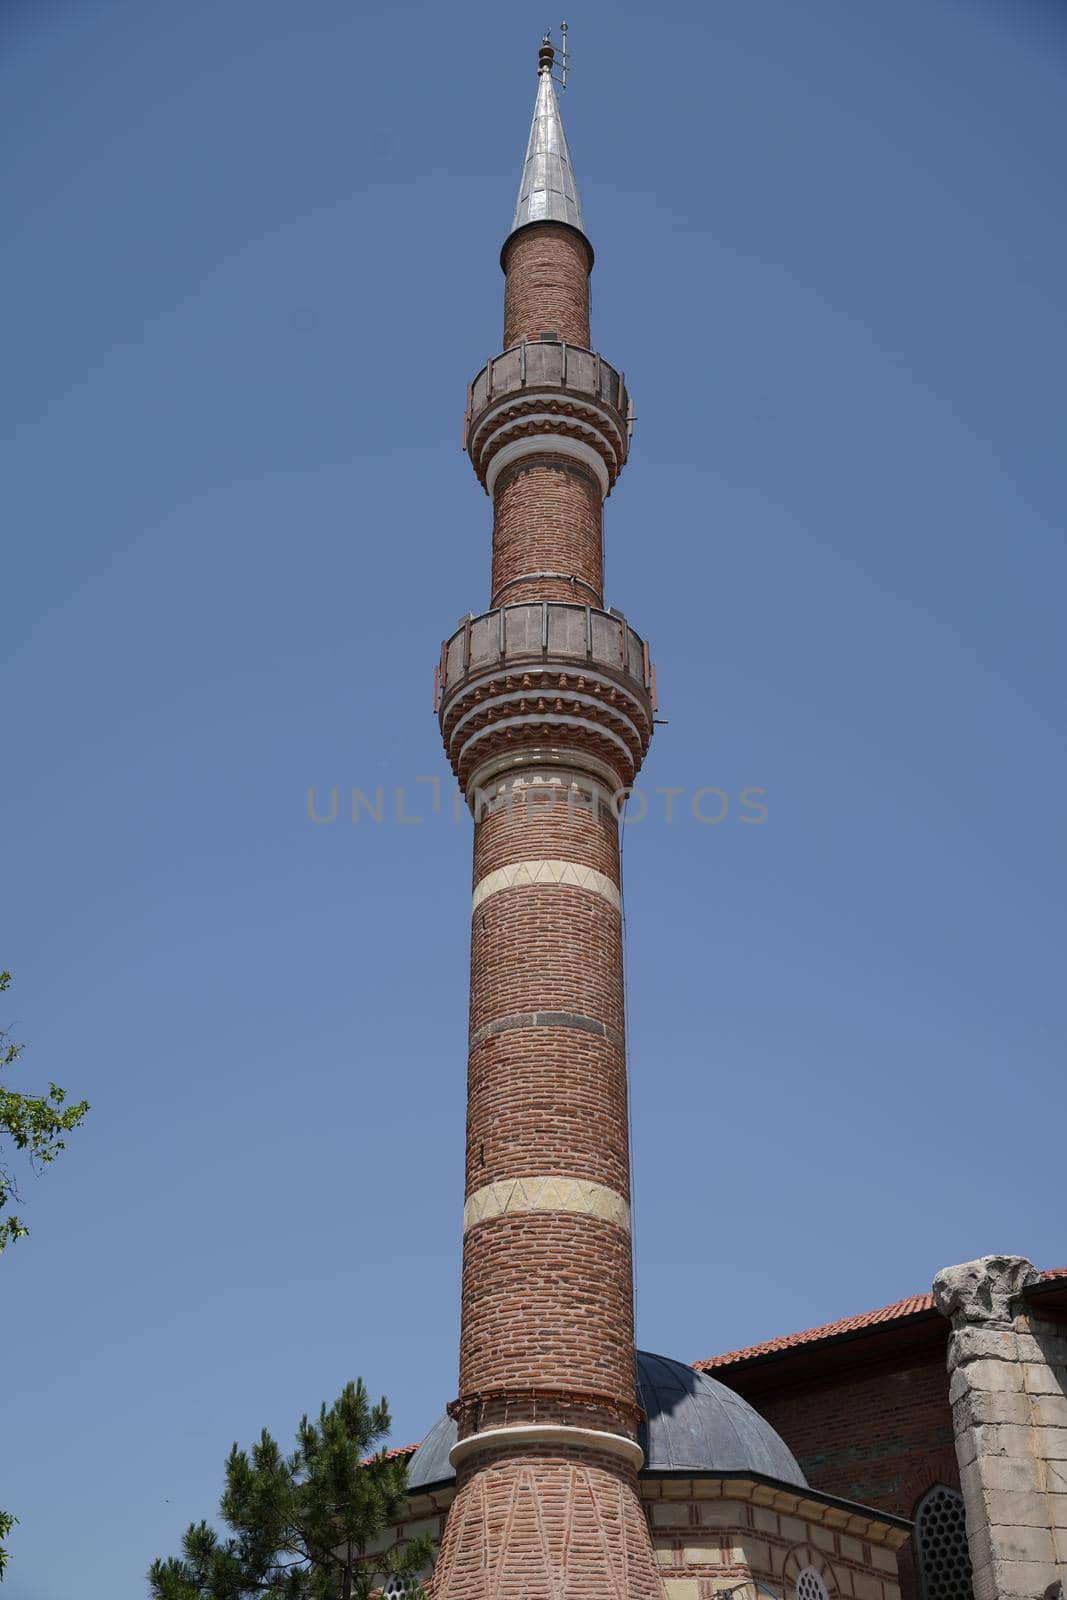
933, 1254, 1040, 1328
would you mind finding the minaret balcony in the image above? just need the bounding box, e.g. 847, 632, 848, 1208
436, 600, 656, 796
464, 340, 633, 498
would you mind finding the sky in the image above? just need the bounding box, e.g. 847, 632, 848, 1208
2, 0, 1065, 1592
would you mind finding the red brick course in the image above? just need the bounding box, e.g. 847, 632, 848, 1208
491, 455, 604, 608
502, 225, 592, 349
468, 884, 624, 1036
473, 785, 620, 882
466, 1026, 630, 1198
459, 1213, 637, 1410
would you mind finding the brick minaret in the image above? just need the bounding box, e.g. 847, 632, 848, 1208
432, 37, 662, 1600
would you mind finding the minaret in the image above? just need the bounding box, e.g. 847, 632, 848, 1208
432, 36, 662, 1599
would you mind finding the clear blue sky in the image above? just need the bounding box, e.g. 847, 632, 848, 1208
3, 1, 1065, 1592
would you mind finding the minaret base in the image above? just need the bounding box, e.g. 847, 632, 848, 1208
431, 1443, 664, 1600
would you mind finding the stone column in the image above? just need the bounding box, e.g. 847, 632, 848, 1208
933, 1254, 1067, 1600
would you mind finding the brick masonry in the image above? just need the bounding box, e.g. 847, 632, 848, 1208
502, 224, 593, 348
375, 1477, 910, 1600
491, 455, 604, 609
710, 1332, 958, 1600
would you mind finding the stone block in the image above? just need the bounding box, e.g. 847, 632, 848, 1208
990, 1524, 1056, 1564
990, 1556, 1061, 1598
980, 1487, 1055, 1529
852, 1575, 882, 1600
681, 1547, 723, 1565
951, 1358, 1025, 1402
964, 1452, 1039, 1494
741, 1539, 770, 1570
840, 1534, 864, 1563
1033, 1392, 1067, 1429
872, 1545, 898, 1573
698, 1501, 746, 1528
811, 1523, 836, 1553
663, 1582, 700, 1600
969, 1559, 997, 1600
779, 1515, 806, 1543
948, 1325, 1020, 1368
967, 1421, 1034, 1460
1022, 1361, 1067, 1395
653, 1503, 687, 1527
957, 1387, 1034, 1427
752, 1507, 778, 1535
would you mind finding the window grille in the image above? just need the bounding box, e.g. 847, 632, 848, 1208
916, 1484, 973, 1600
795, 1570, 829, 1600
382, 1580, 414, 1598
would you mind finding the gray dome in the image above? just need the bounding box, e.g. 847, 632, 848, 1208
406, 1350, 806, 1491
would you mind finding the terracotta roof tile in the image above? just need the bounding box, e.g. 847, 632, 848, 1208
693, 1268, 1067, 1372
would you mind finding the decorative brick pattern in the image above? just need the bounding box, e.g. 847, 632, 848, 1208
463, 1174, 631, 1234
431, 1447, 663, 1600
472, 857, 621, 912
502, 224, 592, 348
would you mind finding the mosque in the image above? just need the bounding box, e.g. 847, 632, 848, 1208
372, 37, 1067, 1600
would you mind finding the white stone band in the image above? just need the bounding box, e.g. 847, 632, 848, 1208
467, 750, 624, 808
484, 435, 610, 498
472, 859, 620, 913
463, 1175, 631, 1234
449, 1424, 644, 1472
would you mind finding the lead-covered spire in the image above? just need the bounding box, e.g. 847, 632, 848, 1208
507, 35, 587, 244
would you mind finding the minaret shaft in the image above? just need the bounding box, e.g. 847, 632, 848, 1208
433, 43, 662, 1599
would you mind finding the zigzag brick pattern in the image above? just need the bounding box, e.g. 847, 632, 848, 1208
430, 1450, 664, 1600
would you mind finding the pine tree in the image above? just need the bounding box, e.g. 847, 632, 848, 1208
149, 1381, 432, 1600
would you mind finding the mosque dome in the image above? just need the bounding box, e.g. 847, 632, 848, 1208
406, 1349, 807, 1491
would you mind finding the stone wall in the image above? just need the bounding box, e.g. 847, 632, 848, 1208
934, 1254, 1067, 1600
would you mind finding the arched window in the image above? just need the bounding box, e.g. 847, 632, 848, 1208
795, 1570, 829, 1600
915, 1483, 973, 1600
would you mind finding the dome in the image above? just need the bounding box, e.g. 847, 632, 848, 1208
406, 1349, 806, 1491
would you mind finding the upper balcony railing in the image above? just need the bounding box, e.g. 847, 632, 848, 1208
463, 339, 633, 492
